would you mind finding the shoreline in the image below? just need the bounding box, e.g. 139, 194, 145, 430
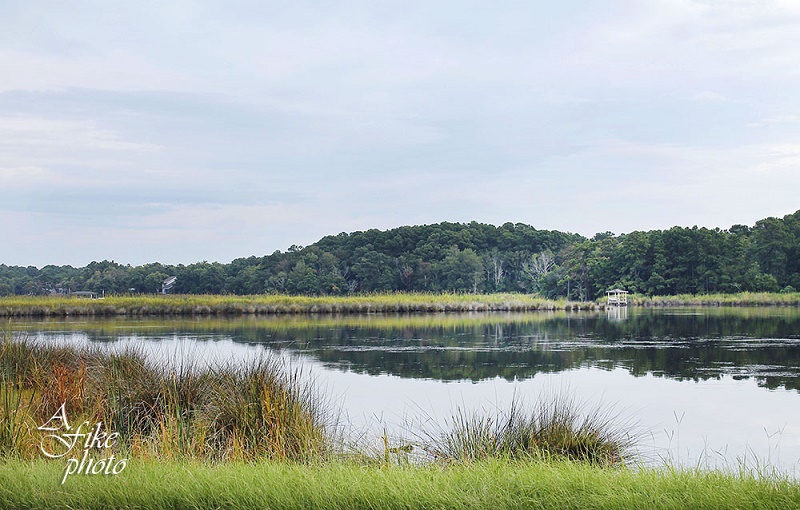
0, 291, 798, 317
0, 292, 800, 318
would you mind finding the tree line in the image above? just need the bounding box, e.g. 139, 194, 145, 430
2, 211, 798, 299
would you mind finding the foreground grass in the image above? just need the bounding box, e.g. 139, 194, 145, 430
1, 335, 330, 462
2, 334, 633, 465
422, 395, 635, 466
3, 321, 799, 508
1, 459, 798, 510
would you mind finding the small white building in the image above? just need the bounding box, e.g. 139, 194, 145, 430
606, 288, 628, 306
162, 276, 177, 294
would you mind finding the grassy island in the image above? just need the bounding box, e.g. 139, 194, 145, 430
0, 291, 798, 317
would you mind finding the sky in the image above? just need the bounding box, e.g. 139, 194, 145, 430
2, 0, 799, 267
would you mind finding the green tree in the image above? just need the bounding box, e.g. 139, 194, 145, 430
751, 217, 793, 286
436, 247, 485, 293
351, 250, 397, 292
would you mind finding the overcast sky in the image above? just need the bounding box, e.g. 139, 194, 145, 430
2, 1, 799, 267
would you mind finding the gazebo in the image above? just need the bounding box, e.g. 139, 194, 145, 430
606, 289, 628, 306
162, 276, 177, 294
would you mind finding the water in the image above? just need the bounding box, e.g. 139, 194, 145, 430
16, 307, 800, 472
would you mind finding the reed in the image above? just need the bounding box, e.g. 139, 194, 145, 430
0, 293, 596, 317
630, 291, 800, 307
0, 384, 30, 458
0, 335, 332, 463
420, 392, 635, 466
2, 331, 634, 467
0, 328, 36, 458
2, 291, 798, 318
200, 358, 328, 461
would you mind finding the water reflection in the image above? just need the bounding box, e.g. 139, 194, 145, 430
18, 307, 800, 391
606, 305, 628, 322
15, 308, 800, 471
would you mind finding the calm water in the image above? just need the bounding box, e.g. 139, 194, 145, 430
18, 307, 800, 472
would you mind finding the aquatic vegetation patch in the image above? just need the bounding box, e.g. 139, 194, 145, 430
0, 293, 598, 317
419, 393, 636, 466
0, 328, 331, 463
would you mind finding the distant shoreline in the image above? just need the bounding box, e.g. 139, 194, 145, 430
0, 292, 798, 317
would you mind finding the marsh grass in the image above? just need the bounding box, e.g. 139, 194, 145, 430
630, 291, 800, 307
200, 358, 328, 461
0, 325, 39, 458
0, 370, 34, 459
1, 291, 798, 319
2, 328, 635, 469
0, 332, 332, 463
0, 293, 595, 317
421, 393, 636, 466
4, 327, 800, 508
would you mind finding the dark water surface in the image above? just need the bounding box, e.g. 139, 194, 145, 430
17, 307, 800, 472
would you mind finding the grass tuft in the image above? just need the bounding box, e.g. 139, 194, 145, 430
421, 392, 636, 466
0, 333, 331, 463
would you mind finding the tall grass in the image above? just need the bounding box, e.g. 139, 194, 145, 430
0, 293, 597, 317
420, 393, 635, 466
200, 358, 328, 461
0, 325, 37, 457
4, 327, 800, 507
630, 291, 800, 307
2, 331, 636, 468
1, 291, 797, 318
0, 334, 332, 462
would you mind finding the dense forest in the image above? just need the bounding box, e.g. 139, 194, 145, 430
2, 210, 799, 300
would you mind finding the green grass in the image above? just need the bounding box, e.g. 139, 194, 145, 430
4, 322, 800, 507
1, 458, 798, 509
630, 291, 800, 307
0, 334, 331, 462
421, 393, 635, 465
1, 333, 630, 466
0, 293, 595, 317
0, 291, 797, 318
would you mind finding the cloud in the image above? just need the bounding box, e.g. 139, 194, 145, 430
0, 115, 162, 156
0, 165, 50, 186
749, 114, 800, 128
692, 91, 727, 102
0, 0, 799, 265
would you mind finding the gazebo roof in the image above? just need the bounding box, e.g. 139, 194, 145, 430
607, 289, 628, 294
